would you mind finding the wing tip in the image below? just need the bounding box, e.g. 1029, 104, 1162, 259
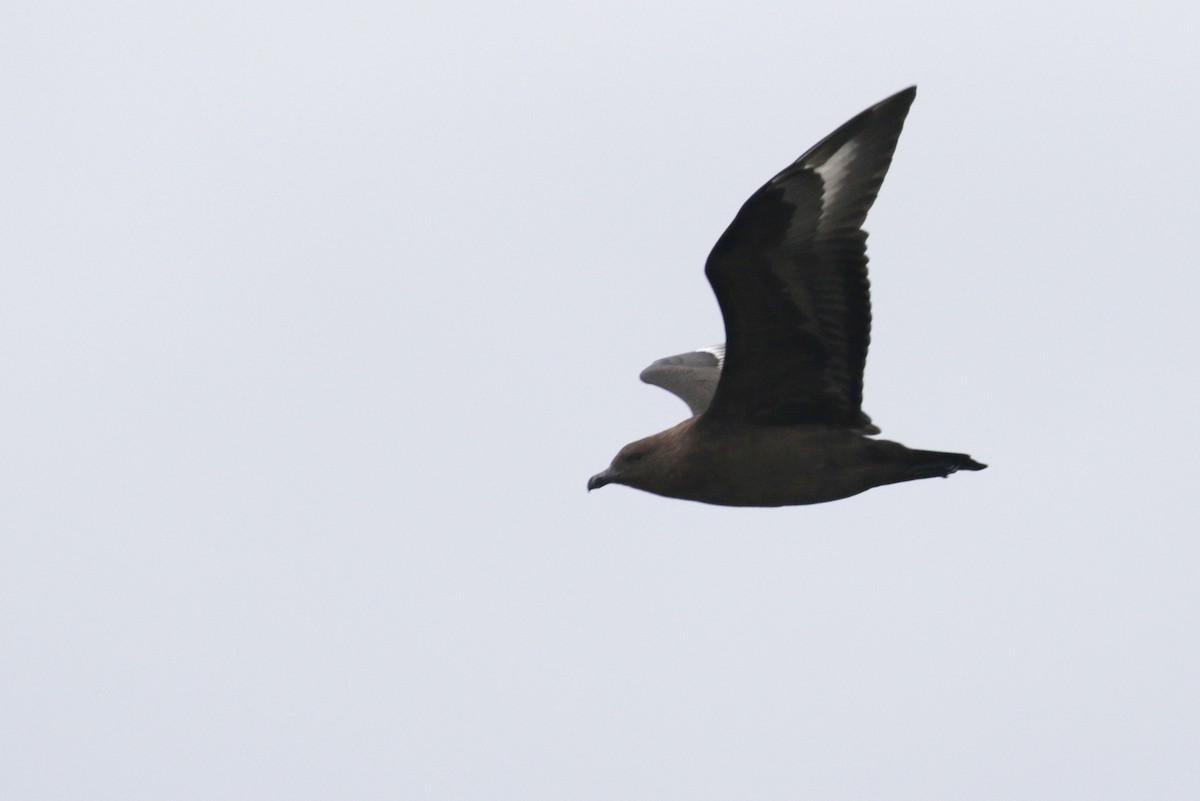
874, 85, 917, 120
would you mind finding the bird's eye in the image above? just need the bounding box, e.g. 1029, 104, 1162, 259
626, 451, 646, 463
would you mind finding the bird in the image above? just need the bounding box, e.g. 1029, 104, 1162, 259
588, 86, 985, 507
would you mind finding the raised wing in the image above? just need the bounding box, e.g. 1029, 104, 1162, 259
701, 87, 915, 429
639, 346, 725, 415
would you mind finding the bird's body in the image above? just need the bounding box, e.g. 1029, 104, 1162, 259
589, 87, 986, 507
591, 418, 982, 507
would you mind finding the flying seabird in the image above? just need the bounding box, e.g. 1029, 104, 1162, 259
589, 87, 985, 507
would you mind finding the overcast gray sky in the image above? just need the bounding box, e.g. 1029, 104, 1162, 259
3, 1, 1198, 799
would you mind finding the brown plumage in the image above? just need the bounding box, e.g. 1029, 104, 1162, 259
589, 87, 986, 507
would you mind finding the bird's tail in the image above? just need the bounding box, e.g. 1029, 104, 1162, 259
906, 450, 988, 479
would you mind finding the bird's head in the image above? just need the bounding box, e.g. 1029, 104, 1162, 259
588, 427, 686, 494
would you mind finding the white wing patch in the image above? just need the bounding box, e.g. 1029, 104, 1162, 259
698, 345, 726, 368
813, 140, 858, 233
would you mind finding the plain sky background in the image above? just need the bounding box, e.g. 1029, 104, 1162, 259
3, 1, 1198, 799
